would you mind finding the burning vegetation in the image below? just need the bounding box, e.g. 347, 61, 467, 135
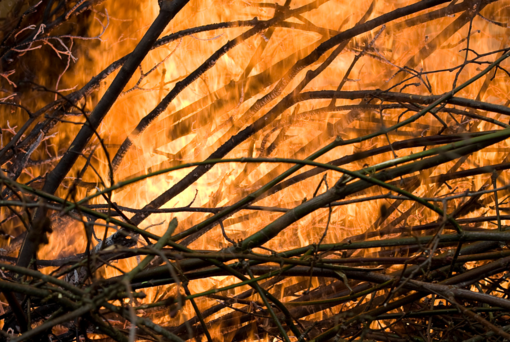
1, 0, 510, 341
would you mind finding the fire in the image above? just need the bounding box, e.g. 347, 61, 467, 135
1, 0, 510, 340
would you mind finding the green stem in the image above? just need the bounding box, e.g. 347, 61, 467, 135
61, 126, 509, 235
10, 305, 92, 342
182, 280, 213, 342
278, 231, 510, 255
102, 301, 185, 342
0, 262, 85, 297
379, 306, 504, 319
287, 280, 392, 306
247, 267, 291, 342
123, 218, 177, 282
4, 125, 510, 246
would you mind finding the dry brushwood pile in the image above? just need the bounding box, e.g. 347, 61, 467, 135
3, 0, 510, 341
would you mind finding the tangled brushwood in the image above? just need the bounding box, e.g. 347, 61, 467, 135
2, 0, 510, 341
